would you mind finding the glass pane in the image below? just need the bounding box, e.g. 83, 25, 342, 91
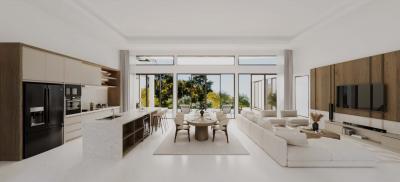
239, 56, 278, 65
265, 75, 277, 110
177, 74, 192, 109
238, 74, 251, 113
221, 74, 235, 118
177, 56, 234, 65
135, 56, 174, 65
190, 74, 208, 109
206, 75, 220, 110
139, 75, 148, 107
159, 74, 173, 109
252, 75, 265, 110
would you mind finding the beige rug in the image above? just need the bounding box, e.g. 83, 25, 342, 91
153, 129, 249, 155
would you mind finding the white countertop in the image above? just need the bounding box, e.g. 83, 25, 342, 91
65, 106, 120, 118
83, 107, 160, 126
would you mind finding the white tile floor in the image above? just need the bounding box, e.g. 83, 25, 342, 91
0, 120, 399, 182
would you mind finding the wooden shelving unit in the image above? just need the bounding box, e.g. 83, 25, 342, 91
122, 115, 148, 155
101, 67, 121, 107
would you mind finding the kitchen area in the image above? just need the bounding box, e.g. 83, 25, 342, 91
0, 43, 122, 161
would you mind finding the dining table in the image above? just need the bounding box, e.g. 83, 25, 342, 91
185, 113, 217, 141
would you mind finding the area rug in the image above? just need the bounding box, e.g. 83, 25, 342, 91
153, 129, 249, 155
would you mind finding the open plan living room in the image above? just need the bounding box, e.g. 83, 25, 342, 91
1, 0, 400, 182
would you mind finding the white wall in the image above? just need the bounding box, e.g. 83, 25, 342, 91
0, 0, 126, 69
291, 0, 400, 75
291, 0, 400, 134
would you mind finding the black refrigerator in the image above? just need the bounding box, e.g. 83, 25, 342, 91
23, 82, 64, 159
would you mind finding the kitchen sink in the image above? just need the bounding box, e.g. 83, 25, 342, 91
98, 115, 122, 120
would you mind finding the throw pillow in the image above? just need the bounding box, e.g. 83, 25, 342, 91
259, 110, 277, 117
274, 129, 308, 147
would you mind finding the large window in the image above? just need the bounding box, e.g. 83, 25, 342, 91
177, 56, 235, 65
135, 56, 174, 65
177, 74, 235, 118
239, 74, 277, 113
135, 74, 173, 109
238, 56, 278, 65
295, 76, 309, 117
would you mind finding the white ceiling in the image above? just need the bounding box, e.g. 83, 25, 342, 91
74, 0, 367, 43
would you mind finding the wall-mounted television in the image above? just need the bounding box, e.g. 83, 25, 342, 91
357, 84, 371, 110
372, 84, 386, 111
337, 85, 356, 108
336, 84, 386, 111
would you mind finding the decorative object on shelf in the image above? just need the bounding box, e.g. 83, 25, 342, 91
310, 112, 323, 131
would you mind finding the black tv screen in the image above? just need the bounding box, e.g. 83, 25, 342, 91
336, 86, 343, 107
357, 84, 371, 110
346, 85, 357, 108
372, 84, 385, 111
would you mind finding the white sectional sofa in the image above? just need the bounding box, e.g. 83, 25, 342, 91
236, 111, 377, 167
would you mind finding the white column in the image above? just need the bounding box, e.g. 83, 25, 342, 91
148, 75, 155, 107
119, 50, 130, 112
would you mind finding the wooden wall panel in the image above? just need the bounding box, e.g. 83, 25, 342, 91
370, 55, 384, 119
315, 66, 331, 111
0, 43, 23, 160
334, 58, 370, 117
310, 69, 316, 109
383, 51, 400, 121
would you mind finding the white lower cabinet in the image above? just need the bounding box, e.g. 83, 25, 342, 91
64, 107, 120, 143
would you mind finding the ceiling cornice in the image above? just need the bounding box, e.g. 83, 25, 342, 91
71, 0, 372, 45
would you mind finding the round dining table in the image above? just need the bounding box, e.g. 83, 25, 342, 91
186, 116, 216, 141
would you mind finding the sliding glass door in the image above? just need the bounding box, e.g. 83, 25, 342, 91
239, 74, 277, 113
177, 74, 235, 118
135, 74, 173, 109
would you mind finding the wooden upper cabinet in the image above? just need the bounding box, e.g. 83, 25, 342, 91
65, 58, 83, 84
45, 53, 65, 83
383, 51, 400, 121
81, 63, 101, 86
22, 46, 46, 81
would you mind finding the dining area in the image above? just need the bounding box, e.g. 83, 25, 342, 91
173, 110, 230, 143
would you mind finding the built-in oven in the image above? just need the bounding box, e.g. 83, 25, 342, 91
65, 84, 81, 115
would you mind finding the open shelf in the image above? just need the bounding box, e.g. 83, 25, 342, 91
122, 115, 148, 156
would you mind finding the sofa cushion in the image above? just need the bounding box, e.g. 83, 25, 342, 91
246, 112, 259, 123
259, 110, 277, 117
281, 110, 298, 117
264, 118, 286, 126
286, 117, 309, 127
275, 129, 308, 147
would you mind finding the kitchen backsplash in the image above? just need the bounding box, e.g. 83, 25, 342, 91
81, 86, 108, 110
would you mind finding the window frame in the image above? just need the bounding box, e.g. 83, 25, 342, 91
176, 56, 236, 66
238, 55, 278, 66
134, 55, 175, 66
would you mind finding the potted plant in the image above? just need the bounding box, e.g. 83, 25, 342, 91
310, 112, 323, 131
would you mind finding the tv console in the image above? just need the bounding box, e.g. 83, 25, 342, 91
325, 121, 400, 153
342, 122, 387, 133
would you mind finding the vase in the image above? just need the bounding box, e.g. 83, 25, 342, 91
312, 122, 319, 131
200, 110, 204, 117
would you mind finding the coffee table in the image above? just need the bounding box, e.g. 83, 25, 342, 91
300, 128, 341, 140
187, 117, 216, 141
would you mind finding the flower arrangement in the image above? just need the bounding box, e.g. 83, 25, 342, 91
310, 112, 323, 131
310, 112, 323, 123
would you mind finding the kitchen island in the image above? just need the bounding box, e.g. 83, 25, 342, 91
82, 108, 159, 159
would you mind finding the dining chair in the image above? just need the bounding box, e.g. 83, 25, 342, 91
180, 105, 191, 114
152, 110, 164, 134
174, 112, 190, 142
212, 111, 230, 143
